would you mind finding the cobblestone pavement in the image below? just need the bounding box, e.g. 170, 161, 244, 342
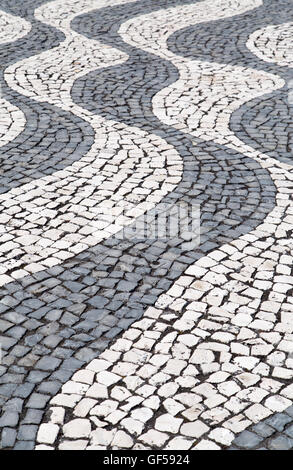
0, 0, 293, 451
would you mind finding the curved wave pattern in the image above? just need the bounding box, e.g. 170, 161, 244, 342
0, 0, 94, 195
29, 0, 293, 451
0, 0, 186, 451
233, 21, 293, 168
0, 0, 184, 278
167, 0, 293, 167
0, 0, 275, 451
247, 22, 293, 68
70, 0, 275, 244
148, 8, 284, 154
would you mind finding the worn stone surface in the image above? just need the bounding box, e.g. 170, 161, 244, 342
0, 0, 293, 451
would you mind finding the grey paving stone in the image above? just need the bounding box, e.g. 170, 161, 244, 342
23, 319, 43, 330
27, 371, 49, 383
58, 328, 75, 339
60, 358, 84, 371
14, 441, 35, 450
60, 312, 78, 326
284, 424, 293, 438
0, 384, 18, 397
24, 334, 43, 347
284, 406, 293, 418
0, 0, 293, 453
10, 345, 30, 358
53, 347, 75, 359
0, 373, 24, 384
37, 323, 60, 336
35, 356, 62, 371
251, 421, 276, 437
3, 398, 24, 413
37, 381, 62, 395
74, 348, 97, 362
0, 412, 19, 428
32, 345, 51, 360
233, 431, 264, 449
42, 335, 63, 348
82, 309, 108, 321
2, 313, 25, 325
9, 366, 26, 375
17, 425, 38, 441
25, 394, 50, 409
22, 410, 44, 425
268, 436, 293, 450
117, 280, 137, 292
6, 326, 26, 340
64, 281, 84, 292
0, 336, 17, 350
105, 327, 122, 339
13, 383, 35, 399
1, 428, 17, 448
46, 310, 63, 321
50, 370, 73, 382
0, 320, 13, 333
88, 295, 108, 308
265, 413, 292, 432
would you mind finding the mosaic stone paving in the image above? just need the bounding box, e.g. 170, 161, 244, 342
0, 0, 293, 451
